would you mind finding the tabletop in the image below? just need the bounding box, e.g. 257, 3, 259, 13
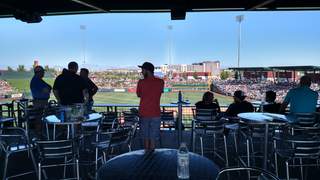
238, 112, 295, 125
97, 148, 220, 180
45, 113, 103, 125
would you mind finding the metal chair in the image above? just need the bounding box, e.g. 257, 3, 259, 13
273, 129, 320, 180
24, 107, 45, 139
216, 167, 280, 180
91, 126, 133, 177
239, 122, 276, 168
0, 127, 38, 180
160, 110, 176, 130
122, 111, 139, 127
35, 139, 79, 180
192, 108, 229, 167
101, 111, 119, 130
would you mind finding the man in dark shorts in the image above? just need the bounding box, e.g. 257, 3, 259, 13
80, 68, 98, 112
53, 61, 88, 106
136, 62, 164, 152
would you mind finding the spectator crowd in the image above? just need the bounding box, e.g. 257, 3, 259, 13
214, 80, 320, 102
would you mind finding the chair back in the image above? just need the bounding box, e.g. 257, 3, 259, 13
123, 111, 138, 126
274, 132, 320, 158
36, 139, 75, 160
101, 111, 118, 129
25, 107, 44, 123
295, 113, 318, 126
192, 108, 218, 122
216, 167, 280, 180
108, 127, 132, 148
0, 127, 29, 151
193, 108, 224, 133
160, 111, 175, 129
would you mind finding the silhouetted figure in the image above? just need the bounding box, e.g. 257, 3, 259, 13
195, 91, 221, 112
80, 68, 98, 112
259, 90, 281, 113
53, 61, 88, 106
226, 90, 254, 117
30, 65, 52, 109
280, 76, 318, 114
136, 62, 164, 152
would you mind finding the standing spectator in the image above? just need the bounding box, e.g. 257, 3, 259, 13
80, 68, 98, 112
280, 76, 318, 114
53, 61, 88, 105
30, 66, 52, 109
225, 90, 254, 117
259, 90, 281, 113
136, 62, 164, 152
195, 91, 221, 112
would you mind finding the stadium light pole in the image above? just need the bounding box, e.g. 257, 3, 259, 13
236, 15, 244, 68
80, 25, 86, 65
167, 25, 173, 66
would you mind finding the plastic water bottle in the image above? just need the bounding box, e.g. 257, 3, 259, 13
177, 143, 189, 179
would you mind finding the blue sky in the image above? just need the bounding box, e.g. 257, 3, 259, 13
0, 11, 319, 69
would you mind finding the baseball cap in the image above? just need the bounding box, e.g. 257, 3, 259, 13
138, 62, 154, 72
234, 90, 246, 99
34, 66, 45, 73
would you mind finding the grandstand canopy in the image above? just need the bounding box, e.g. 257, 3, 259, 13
229, 66, 320, 72
269, 66, 320, 71
1, 0, 320, 21
229, 67, 271, 71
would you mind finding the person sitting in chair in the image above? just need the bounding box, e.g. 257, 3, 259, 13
225, 90, 254, 117
259, 90, 281, 113
195, 91, 221, 113
280, 76, 318, 114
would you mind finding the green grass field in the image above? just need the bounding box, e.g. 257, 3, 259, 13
3, 78, 233, 105
6, 78, 54, 93
93, 92, 233, 105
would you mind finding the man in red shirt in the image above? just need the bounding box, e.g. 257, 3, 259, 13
137, 62, 164, 152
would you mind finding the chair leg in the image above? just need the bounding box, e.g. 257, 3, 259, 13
223, 135, 229, 167
29, 148, 39, 178
63, 156, 67, 179
200, 136, 204, 156
233, 131, 238, 154
128, 144, 132, 152
95, 148, 99, 174
76, 159, 80, 180
103, 151, 107, 164
246, 139, 250, 167
300, 158, 304, 180
46, 123, 49, 140
38, 162, 41, 180
213, 134, 216, 158
274, 140, 279, 177
246, 139, 251, 179
3, 155, 8, 180
286, 160, 290, 180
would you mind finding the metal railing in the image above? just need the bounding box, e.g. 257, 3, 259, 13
93, 104, 229, 128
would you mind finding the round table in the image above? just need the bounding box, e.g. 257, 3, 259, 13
98, 148, 220, 180
45, 113, 102, 140
238, 112, 294, 170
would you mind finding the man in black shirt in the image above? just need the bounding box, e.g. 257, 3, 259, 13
80, 68, 98, 111
260, 90, 281, 113
53, 62, 88, 105
195, 91, 221, 112
226, 90, 254, 117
